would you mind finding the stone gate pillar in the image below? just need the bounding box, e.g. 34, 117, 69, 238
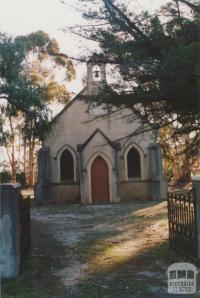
0, 184, 21, 278
149, 143, 167, 200
192, 177, 200, 260
34, 147, 51, 204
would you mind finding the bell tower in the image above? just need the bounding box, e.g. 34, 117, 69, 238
86, 54, 106, 94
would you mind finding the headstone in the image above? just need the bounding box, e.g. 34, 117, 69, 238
34, 147, 51, 203
149, 143, 167, 200
0, 184, 21, 278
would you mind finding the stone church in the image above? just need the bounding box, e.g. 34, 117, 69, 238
35, 56, 167, 204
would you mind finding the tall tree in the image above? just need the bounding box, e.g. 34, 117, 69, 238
0, 31, 75, 114
68, 0, 200, 155
0, 31, 76, 186
0, 106, 22, 183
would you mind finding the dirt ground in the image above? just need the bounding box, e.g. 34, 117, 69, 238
2, 201, 199, 298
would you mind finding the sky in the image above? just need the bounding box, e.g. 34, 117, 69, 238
0, 0, 167, 93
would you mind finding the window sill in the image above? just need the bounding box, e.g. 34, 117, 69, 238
128, 177, 142, 181
121, 179, 150, 183
52, 181, 79, 185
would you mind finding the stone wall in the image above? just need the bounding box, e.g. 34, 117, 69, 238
49, 183, 80, 203
121, 181, 150, 201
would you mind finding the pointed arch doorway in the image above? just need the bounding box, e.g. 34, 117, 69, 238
91, 156, 110, 204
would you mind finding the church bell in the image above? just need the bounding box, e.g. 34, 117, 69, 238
94, 71, 100, 78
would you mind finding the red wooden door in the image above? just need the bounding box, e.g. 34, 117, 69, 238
91, 156, 110, 204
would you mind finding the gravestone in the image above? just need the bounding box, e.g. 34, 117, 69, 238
0, 184, 21, 278
34, 147, 51, 203
149, 143, 167, 200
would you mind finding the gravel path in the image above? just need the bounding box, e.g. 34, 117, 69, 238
3, 201, 199, 297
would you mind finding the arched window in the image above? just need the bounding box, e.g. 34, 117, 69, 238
127, 147, 141, 178
60, 149, 74, 181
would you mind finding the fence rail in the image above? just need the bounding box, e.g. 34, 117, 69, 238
168, 190, 198, 261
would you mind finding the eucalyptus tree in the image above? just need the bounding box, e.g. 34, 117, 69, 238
0, 31, 76, 185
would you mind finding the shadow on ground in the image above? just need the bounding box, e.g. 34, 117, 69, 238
2, 201, 198, 298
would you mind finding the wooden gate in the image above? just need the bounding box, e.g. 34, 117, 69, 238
168, 191, 198, 260
91, 156, 110, 204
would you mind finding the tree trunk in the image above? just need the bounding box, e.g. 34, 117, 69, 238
11, 154, 17, 183
177, 137, 191, 183
28, 139, 35, 187
9, 116, 17, 183
24, 139, 28, 186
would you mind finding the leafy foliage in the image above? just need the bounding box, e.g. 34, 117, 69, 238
0, 31, 76, 185
0, 31, 75, 139
159, 126, 200, 183
0, 31, 75, 114
75, 0, 200, 154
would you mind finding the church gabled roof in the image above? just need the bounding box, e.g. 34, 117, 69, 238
50, 87, 86, 125
77, 128, 121, 152
50, 54, 108, 127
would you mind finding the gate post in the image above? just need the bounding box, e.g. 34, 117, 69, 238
192, 177, 200, 260
149, 143, 167, 200
0, 185, 21, 278
34, 146, 51, 204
